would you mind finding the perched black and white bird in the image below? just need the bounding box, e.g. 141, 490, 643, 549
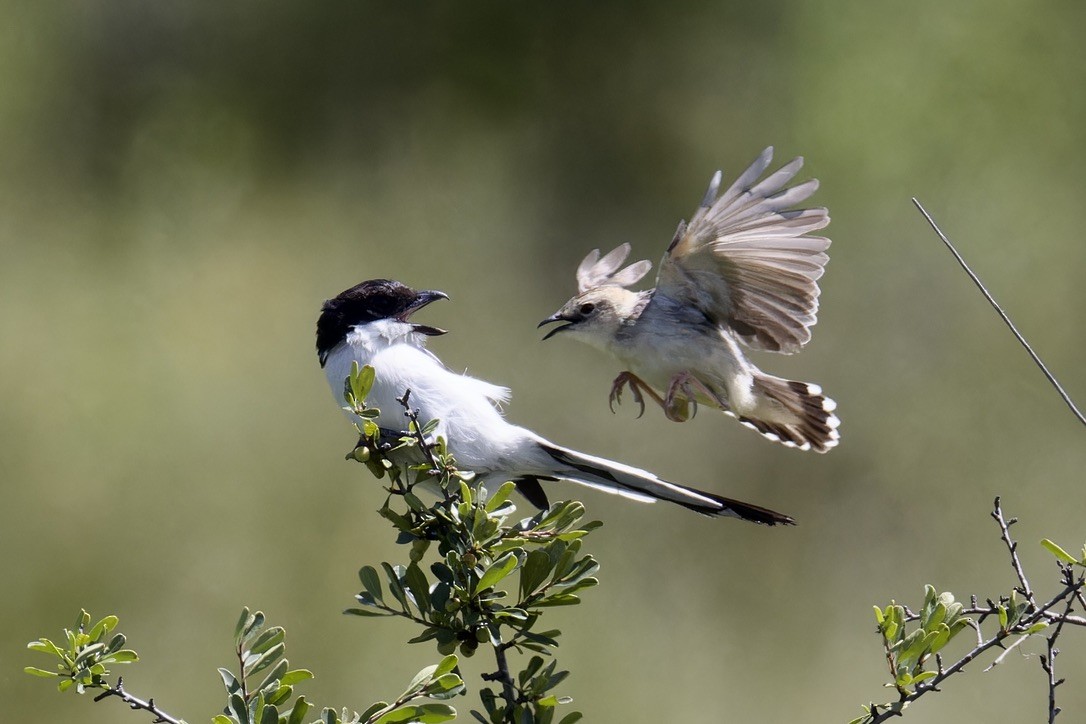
539, 147, 840, 453
317, 279, 794, 525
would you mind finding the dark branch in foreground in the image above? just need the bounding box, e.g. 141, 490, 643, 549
912, 198, 1086, 428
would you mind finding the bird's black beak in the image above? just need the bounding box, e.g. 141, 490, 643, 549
537, 311, 575, 341
401, 290, 449, 336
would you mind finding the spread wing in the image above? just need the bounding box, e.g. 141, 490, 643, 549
575, 242, 652, 293
655, 147, 831, 353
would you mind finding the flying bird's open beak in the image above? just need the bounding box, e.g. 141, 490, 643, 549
537, 311, 575, 341
401, 290, 449, 336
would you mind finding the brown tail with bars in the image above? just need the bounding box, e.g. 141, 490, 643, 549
738, 374, 840, 453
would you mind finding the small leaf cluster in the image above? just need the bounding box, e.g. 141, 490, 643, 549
477, 654, 579, 724
27, 607, 466, 724
343, 362, 451, 486
215, 608, 464, 724
25, 610, 139, 693
875, 585, 971, 695
214, 607, 316, 724
853, 520, 1083, 724
350, 481, 594, 724
342, 364, 595, 724
342, 362, 390, 477
355, 655, 464, 724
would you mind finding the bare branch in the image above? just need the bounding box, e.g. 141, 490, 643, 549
92, 677, 186, 724
912, 198, 1086, 428
992, 496, 1036, 606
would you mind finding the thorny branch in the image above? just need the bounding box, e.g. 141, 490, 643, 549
1041, 566, 1079, 723
92, 677, 186, 724
395, 390, 451, 498
992, 496, 1036, 606
864, 498, 1085, 723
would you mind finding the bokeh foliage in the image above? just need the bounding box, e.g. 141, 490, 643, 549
4, 2, 1085, 722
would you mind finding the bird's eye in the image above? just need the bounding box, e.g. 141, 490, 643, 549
579, 302, 596, 315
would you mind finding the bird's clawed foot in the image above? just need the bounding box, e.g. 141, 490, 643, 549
663, 372, 725, 423
609, 371, 665, 419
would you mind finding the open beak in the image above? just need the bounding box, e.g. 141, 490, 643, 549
401, 290, 449, 336
537, 311, 575, 341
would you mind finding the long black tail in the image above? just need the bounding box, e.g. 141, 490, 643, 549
538, 441, 794, 526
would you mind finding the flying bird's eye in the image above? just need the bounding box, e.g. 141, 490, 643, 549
579, 302, 596, 315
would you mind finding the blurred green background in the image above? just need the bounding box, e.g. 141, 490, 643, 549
4, 2, 1085, 722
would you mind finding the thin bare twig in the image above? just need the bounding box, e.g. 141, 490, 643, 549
912, 198, 1086, 428
92, 677, 186, 724
396, 390, 441, 474
992, 496, 1036, 606
1042, 567, 1082, 723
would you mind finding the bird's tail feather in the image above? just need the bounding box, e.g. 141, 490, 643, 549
537, 441, 794, 526
739, 373, 840, 453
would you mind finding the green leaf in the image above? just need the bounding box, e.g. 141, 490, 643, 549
249, 627, 285, 655
258, 702, 279, 724
102, 649, 139, 664
213, 716, 233, 724
382, 563, 412, 612
281, 669, 314, 686
359, 566, 385, 603
477, 552, 520, 593
375, 703, 457, 724
519, 549, 553, 600
229, 692, 250, 724
27, 638, 64, 658
485, 482, 518, 513
405, 564, 433, 615
554, 558, 600, 587
247, 643, 285, 677
344, 607, 393, 618
256, 658, 289, 694
426, 673, 465, 699
1026, 622, 1049, 634
404, 491, 427, 512
1041, 539, 1078, 565
534, 594, 581, 608
924, 602, 947, 631
73, 642, 105, 666
287, 697, 311, 724
912, 671, 936, 685
351, 363, 376, 403
24, 666, 59, 678
404, 663, 439, 697
926, 624, 952, 655
433, 655, 459, 678
88, 615, 118, 642
360, 702, 390, 721
407, 627, 441, 644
